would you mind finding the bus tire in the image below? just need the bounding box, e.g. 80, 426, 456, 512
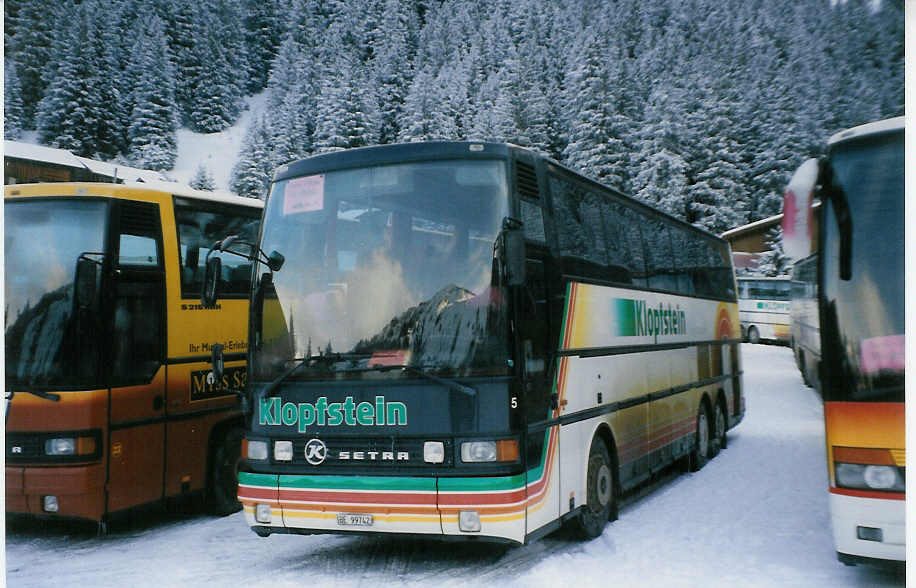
747, 326, 760, 345
711, 397, 727, 457
798, 352, 811, 387
575, 436, 615, 540
209, 426, 244, 516
690, 402, 711, 471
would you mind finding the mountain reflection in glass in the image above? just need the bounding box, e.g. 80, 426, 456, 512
253, 159, 511, 381
5, 200, 108, 388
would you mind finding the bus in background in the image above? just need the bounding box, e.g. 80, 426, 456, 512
782, 117, 904, 565
229, 142, 744, 544
789, 255, 819, 390
736, 275, 791, 344
5, 182, 262, 528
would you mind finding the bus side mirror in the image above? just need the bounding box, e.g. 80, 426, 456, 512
267, 250, 285, 272
201, 255, 222, 307
209, 343, 224, 383
75, 257, 98, 310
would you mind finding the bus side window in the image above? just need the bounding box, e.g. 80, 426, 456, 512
111, 200, 164, 385
174, 198, 260, 299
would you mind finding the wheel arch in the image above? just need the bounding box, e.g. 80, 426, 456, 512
590, 421, 620, 520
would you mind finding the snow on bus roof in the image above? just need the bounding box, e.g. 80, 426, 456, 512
121, 180, 264, 208
827, 116, 904, 145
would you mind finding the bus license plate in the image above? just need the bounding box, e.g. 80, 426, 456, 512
337, 513, 374, 527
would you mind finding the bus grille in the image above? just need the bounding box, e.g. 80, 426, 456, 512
285, 437, 455, 468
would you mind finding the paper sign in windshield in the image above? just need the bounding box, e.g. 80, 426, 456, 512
283, 174, 325, 215
860, 334, 905, 374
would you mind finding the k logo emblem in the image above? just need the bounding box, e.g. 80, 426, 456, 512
304, 438, 327, 465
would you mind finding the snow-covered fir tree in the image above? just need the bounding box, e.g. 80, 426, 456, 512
125, 14, 179, 170
4, 0, 903, 218
755, 227, 793, 277
190, 163, 216, 191
4, 61, 25, 140
230, 114, 274, 199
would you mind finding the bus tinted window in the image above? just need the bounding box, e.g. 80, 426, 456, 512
174, 198, 261, 299
738, 279, 791, 300
520, 199, 546, 243
645, 218, 676, 292
605, 204, 647, 287
549, 173, 607, 267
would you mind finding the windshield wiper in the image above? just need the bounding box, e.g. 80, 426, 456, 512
330, 364, 477, 398
261, 353, 371, 397
5, 389, 61, 402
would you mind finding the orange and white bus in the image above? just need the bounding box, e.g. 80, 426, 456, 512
782, 117, 904, 564
5, 182, 262, 529
231, 142, 744, 544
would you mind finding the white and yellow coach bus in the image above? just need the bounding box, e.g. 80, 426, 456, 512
230, 142, 744, 544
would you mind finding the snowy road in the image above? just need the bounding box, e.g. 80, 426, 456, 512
4, 345, 905, 587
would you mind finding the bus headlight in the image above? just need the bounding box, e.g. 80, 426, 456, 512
274, 441, 293, 462
460, 440, 518, 463
45, 438, 76, 455
833, 447, 904, 492
246, 440, 269, 461
863, 466, 899, 490
44, 437, 96, 456
835, 463, 904, 492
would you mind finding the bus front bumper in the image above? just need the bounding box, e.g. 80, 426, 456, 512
238, 472, 527, 544
6, 464, 106, 522
829, 491, 905, 562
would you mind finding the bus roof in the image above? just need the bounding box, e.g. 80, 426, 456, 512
827, 116, 904, 146
4, 182, 264, 209
274, 141, 729, 245
274, 142, 512, 182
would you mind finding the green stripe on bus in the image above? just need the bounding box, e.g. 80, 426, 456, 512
239, 472, 278, 486
438, 473, 527, 492
279, 475, 436, 492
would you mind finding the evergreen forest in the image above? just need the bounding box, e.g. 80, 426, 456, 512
3, 0, 903, 234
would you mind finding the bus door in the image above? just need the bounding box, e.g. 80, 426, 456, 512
105, 200, 167, 513
518, 256, 560, 533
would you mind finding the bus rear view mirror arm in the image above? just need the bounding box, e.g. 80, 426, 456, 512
201, 236, 284, 306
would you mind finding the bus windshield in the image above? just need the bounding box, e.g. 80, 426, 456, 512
822, 131, 904, 402
252, 159, 511, 382
5, 199, 108, 389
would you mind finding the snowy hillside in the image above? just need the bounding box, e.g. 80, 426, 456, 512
170, 92, 267, 193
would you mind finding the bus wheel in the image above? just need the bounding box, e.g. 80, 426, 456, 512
798, 352, 811, 387
575, 437, 615, 540
711, 399, 727, 457
690, 403, 711, 471
210, 427, 244, 515
747, 326, 760, 345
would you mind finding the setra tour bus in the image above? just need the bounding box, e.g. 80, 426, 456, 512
229, 142, 744, 544
782, 117, 904, 564
736, 275, 792, 345
5, 182, 262, 528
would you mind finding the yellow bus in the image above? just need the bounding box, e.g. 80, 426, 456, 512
782, 117, 904, 564
227, 142, 744, 544
5, 182, 262, 528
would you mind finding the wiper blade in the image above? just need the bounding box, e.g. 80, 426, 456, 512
336, 364, 477, 398
5, 389, 61, 403
261, 353, 370, 397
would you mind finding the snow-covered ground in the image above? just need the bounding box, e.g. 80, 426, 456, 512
4, 345, 905, 587
169, 92, 268, 192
